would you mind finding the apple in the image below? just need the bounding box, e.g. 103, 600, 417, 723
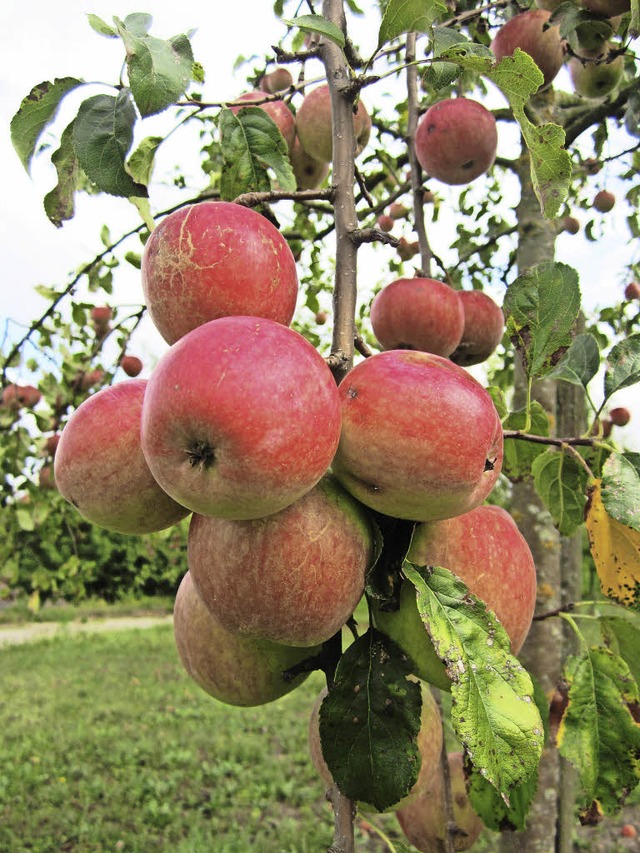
450, 290, 505, 367
74, 368, 105, 392
609, 406, 631, 426
174, 571, 321, 707
295, 84, 371, 164
397, 237, 420, 261
580, 0, 630, 14
396, 752, 484, 852
54, 379, 190, 534
308, 682, 444, 812
414, 98, 498, 186
370, 278, 465, 358
230, 90, 296, 150
491, 9, 566, 89
188, 475, 374, 647
560, 215, 581, 234
290, 137, 330, 190
259, 67, 293, 94
583, 157, 603, 175
38, 465, 56, 490
590, 416, 613, 438
90, 305, 112, 328
140, 315, 342, 520
620, 823, 637, 838
593, 189, 616, 212
331, 350, 503, 522
44, 433, 61, 456
377, 214, 395, 232
624, 281, 640, 300
1, 384, 42, 410
374, 505, 537, 690
389, 203, 410, 220
141, 201, 299, 345
315, 310, 329, 325
568, 44, 624, 99
119, 354, 143, 378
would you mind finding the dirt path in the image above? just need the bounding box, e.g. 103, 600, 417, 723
0, 615, 173, 647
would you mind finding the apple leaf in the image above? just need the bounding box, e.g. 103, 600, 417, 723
284, 14, 346, 49
502, 261, 581, 380
86, 13, 118, 37
377, 0, 447, 50
503, 401, 550, 481
486, 386, 509, 421
43, 120, 79, 228
319, 628, 423, 812
531, 448, 589, 537
603, 334, 640, 402
218, 106, 295, 200
557, 647, 640, 816
10, 77, 85, 172
127, 136, 164, 186
601, 452, 640, 534
601, 614, 640, 690
585, 479, 640, 611
487, 49, 571, 219
550, 4, 614, 53
547, 333, 601, 389
403, 563, 544, 798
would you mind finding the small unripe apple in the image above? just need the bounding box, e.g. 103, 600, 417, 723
624, 281, 640, 300
230, 91, 296, 150
295, 84, 371, 164
609, 406, 631, 426
568, 45, 624, 99
450, 290, 505, 367
415, 98, 498, 186
259, 67, 293, 94
590, 417, 613, 438
1, 384, 42, 410
491, 9, 566, 89
377, 214, 395, 232
119, 354, 143, 378
593, 189, 616, 212
560, 215, 581, 235
583, 157, 602, 175
290, 137, 330, 190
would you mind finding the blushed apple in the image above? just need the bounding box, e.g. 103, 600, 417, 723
141, 201, 299, 345
140, 316, 342, 520
295, 84, 371, 163
290, 137, 330, 190
593, 189, 616, 211
370, 278, 465, 357
1, 384, 42, 410
491, 9, 566, 89
450, 290, 505, 367
119, 354, 143, 377
230, 91, 296, 150
331, 351, 503, 522
259, 67, 293, 94
174, 571, 321, 707
560, 215, 581, 235
187, 475, 375, 647
54, 379, 190, 534
624, 281, 640, 300
414, 98, 498, 186
609, 406, 630, 426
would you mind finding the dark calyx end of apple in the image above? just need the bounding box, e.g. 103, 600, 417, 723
461, 160, 475, 171
186, 439, 216, 470
484, 457, 496, 472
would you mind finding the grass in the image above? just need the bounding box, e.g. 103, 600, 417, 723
0, 624, 405, 852
0, 594, 175, 625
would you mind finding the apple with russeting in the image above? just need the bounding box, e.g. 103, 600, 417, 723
295, 83, 371, 163
290, 137, 330, 190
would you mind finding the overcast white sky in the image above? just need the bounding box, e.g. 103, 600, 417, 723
1, 0, 638, 448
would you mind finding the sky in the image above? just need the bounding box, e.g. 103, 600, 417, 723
0, 0, 638, 449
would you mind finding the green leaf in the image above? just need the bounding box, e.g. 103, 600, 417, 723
127, 136, 163, 185
115, 19, 194, 117
557, 648, 640, 816
319, 628, 422, 812
218, 106, 295, 200
502, 261, 581, 379
438, 41, 495, 73
486, 386, 509, 421
284, 14, 346, 49
72, 91, 148, 198
378, 0, 447, 49
601, 615, 640, 690
421, 61, 461, 91
603, 334, 640, 402
86, 14, 117, 37
487, 50, 571, 218
547, 333, 600, 389
503, 401, 550, 481
16, 507, 36, 532
122, 12, 153, 36
10, 77, 85, 172
43, 120, 78, 228
601, 453, 640, 534
404, 564, 544, 797
531, 449, 588, 536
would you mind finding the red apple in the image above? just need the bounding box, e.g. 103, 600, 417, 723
44, 433, 61, 456
141, 201, 299, 345
389, 202, 410, 220
620, 823, 637, 838
624, 281, 640, 300
90, 305, 112, 328
119, 354, 143, 377
593, 189, 616, 212
491, 9, 566, 89
38, 465, 56, 490
188, 475, 374, 647
377, 214, 395, 233
74, 368, 105, 392
54, 379, 190, 534
174, 571, 321, 707
415, 98, 498, 186
259, 67, 293, 94
560, 215, 581, 235
397, 237, 420, 261
290, 137, 330, 190
370, 278, 465, 358
590, 417, 613, 438
315, 310, 329, 325
295, 84, 371, 163
230, 91, 296, 150
140, 316, 342, 520
450, 290, 505, 367
1, 384, 42, 410
331, 351, 503, 522
583, 157, 602, 175
609, 406, 631, 426
396, 752, 484, 852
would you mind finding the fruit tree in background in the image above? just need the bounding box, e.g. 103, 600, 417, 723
3, 1, 640, 851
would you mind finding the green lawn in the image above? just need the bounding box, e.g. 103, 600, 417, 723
0, 625, 404, 852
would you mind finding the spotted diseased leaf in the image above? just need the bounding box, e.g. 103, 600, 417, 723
602, 614, 640, 690
319, 628, 422, 812
586, 479, 640, 611
531, 448, 589, 537
547, 333, 601, 389
377, 0, 447, 50
601, 453, 640, 534
284, 14, 346, 49
502, 261, 581, 379
603, 334, 640, 402
43, 120, 79, 227
404, 564, 544, 798
11, 77, 85, 172
557, 648, 640, 816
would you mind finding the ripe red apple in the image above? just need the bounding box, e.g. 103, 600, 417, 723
174, 571, 321, 707
397, 237, 420, 261
90, 305, 112, 328
188, 475, 374, 647
141, 201, 299, 345
140, 316, 342, 520
331, 351, 503, 522
450, 290, 505, 367
230, 91, 296, 150
259, 67, 293, 94
396, 752, 484, 852
370, 278, 465, 358
593, 189, 616, 212
609, 406, 631, 426
44, 433, 61, 456
377, 214, 395, 233
374, 505, 537, 689
119, 354, 143, 377
290, 137, 330, 190
560, 215, 581, 235
624, 281, 640, 300
568, 45, 624, 99
590, 416, 613, 438
491, 9, 566, 89
308, 682, 443, 812
295, 84, 371, 163
620, 823, 637, 838
414, 98, 498, 186
54, 379, 190, 534
1, 384, 42, 410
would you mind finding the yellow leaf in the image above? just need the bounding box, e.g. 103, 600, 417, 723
27, 589, 41, 613
585, 480, 640, 610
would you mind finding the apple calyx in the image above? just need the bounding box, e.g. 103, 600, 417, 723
186, 439, 216, 470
